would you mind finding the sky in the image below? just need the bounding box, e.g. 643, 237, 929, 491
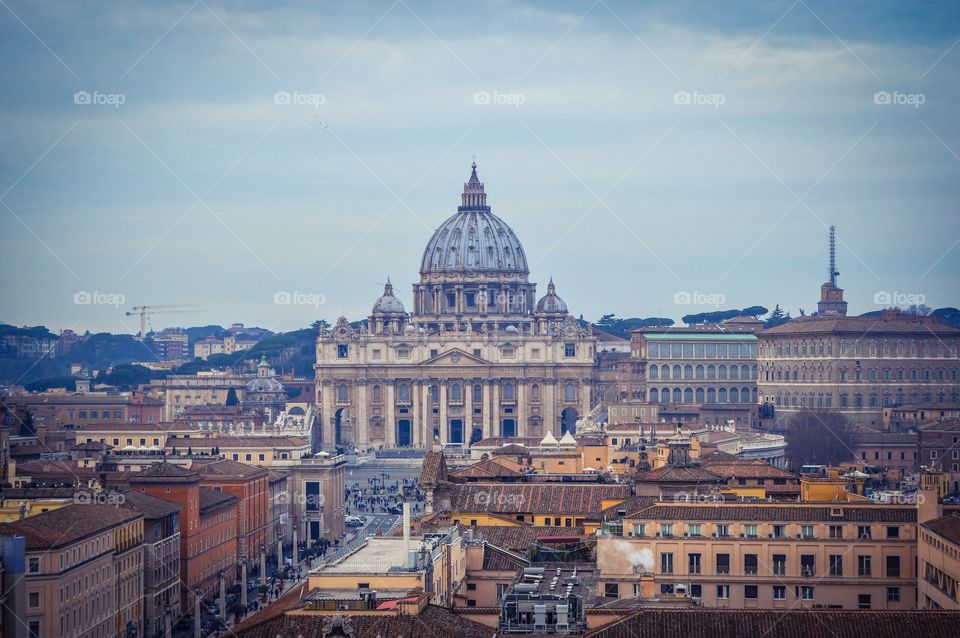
1, 0, 958, 335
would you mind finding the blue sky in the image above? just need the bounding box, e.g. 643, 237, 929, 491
1, 0, 958, 334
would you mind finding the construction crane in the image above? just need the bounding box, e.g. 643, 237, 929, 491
125, 304, 203, 340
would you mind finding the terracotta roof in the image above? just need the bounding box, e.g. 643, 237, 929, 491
14, 459, 96, 480
923, 514, 960, 546
472, 525, 585, 553
585, 609, 960, 638
78, 422, 199, 432
449, 457, 524, 479
491, 443, 533, 456
700, 459, 798, 480
128, 461, 198, 483
917, 419, 960, 432
198, 488, 237, 514
0, 503, 142, 549
0, 487, 76, 499
851, 431, 918, 445
474, 436, 544, 447
638, 466, 725, 483
69, 441, 114, 451
594, 496, 658, 521
190, 457, 269, 479
482, 543, 528, 571
760, 313, 960, 336
451, 483, 630, 515
166, 436, 309, 448
419, 450, 448, 486
232, 603, 494, 638
115, 490, 181, 519
630, 503, 916, 523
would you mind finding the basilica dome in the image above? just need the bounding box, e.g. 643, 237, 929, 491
372, 279, 406, 315
536, 278, 568, 314
419, 163, 528, 277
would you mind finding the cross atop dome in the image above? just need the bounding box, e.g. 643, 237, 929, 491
460, 160, 488, 211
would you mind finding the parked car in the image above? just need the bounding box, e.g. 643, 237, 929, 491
345, 516, 365, 527
387, 505, 403, 515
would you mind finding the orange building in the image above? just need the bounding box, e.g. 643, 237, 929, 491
128, 462, 239, 606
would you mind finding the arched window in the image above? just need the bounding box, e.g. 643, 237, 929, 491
398, 383, 410, 402
672, 387, 682, 403
695, 365, 704, 379
707, 388, 716, 402
683, 388, 694, 402
730, 388, 739, 403
718, 387, 727, 403
672, 365, 681, 380
649, 388, 659, 402
372, 385, 382, 403
741, 387, 750, 403
729, 365, 739, 380
450, 382, 462, 402
504, 383, 515, 401
473, 384, 482, 402
707, 365, 716, 380
564, 383, 576, 402
337, 383, 348, 402
661, 387, 670, 403
695, 388, 704, 402
531, 384, 541, 402
718, 365, 727, 380
684, 365, 693, 380
649, 365, 659, 380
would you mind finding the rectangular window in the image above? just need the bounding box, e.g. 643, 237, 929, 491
337, 344, 348, 358
772, 524, 785, 538
800, 555, 815, 577
717, 585, 730, 599
800, 586, 814, 600
688, 553, 701, 575
660, 552, 674, 574
716, 553, 730, 575
716, 524, 729, 537
858, 526, 872, 539
28, 591, 40, 608
857, 555, 871, 577
604, 583, 619, 598
886, 555, 900, 577
887, 587, 900, 602
800, 525, 814, 538
744, 524, 758, 538
745, 585, 758, 599
744, 554, 758, 575
564, 343, 576, 357
858, 594, 871, 609
886, 526, 900, 539
28, 557, 39, 574
829, 555, 843, 576
773, 585, 786, 600
660, 524, 673, 537
688, 524, 701, 537
772, 554, 786, 576
829, 525, 843, 539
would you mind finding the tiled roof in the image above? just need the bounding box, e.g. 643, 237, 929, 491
78, 422, 199, 432
0, 503, 142, 550
69, 441, 114, 451
917, 419, 960, 432
482, 543, 528, 571
167, 436, 309, 448
638, 466, 725, 483
474, 436, 544, 447
630, 503, 916, 523
0, 487, 75, 499
472, 526, 585, 553
449, 457, 524, 479
232, 603, 494, 638
198, 488, 237, 514
14, 459, 96, 479
419, 450, 448, 486
585, 609, 960, 638
700, 459, 798, 480
491, 444, 534, 456
759, 314, 960, 336
923, 514, 960, 546
191, 457, 269, 479
594, 496, 658, 521
115, 490, 181, 519
128, 461, 198, 483
451, 483, 630, 515
851, 431, 918, 445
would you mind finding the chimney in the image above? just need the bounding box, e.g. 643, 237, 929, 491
403, 502, 411, 548
640, 573, 655, 599
917, 473, 943, 524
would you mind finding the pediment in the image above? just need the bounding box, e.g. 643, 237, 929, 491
423, 348, 488, 366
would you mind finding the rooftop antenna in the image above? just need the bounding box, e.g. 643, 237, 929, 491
829, 225, 838, 286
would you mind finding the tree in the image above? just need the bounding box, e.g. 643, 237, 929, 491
225, 387, 239, 406
764, 305, 791, 328
741, 306, 768, 318
785, 409, 853, 468
905, 304, 932, 316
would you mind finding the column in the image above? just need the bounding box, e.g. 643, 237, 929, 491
356, 383, 368, 448
491, 382, 500, 438
438, 383, 448, 444
411, 380, 421, 448
545, 382, 557, 435
293, 528, 299, 572
482, 382, 492, 439
464, 379, 473, 442
260, 547, 266, 583
385, 383, 396, 447
421, 381, 431, 446
517, 382, 527, 437
219, 571, 226, 620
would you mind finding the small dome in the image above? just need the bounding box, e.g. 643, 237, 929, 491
247, 377, 284, 393
536, 278, 568, 314
505, 325, 519, 333
372, 279, 406, 315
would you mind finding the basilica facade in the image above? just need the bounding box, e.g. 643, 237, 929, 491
315, 164, 596, 450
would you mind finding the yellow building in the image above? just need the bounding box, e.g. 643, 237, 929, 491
0, 487, 74, 522
919, 514, 960, 609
